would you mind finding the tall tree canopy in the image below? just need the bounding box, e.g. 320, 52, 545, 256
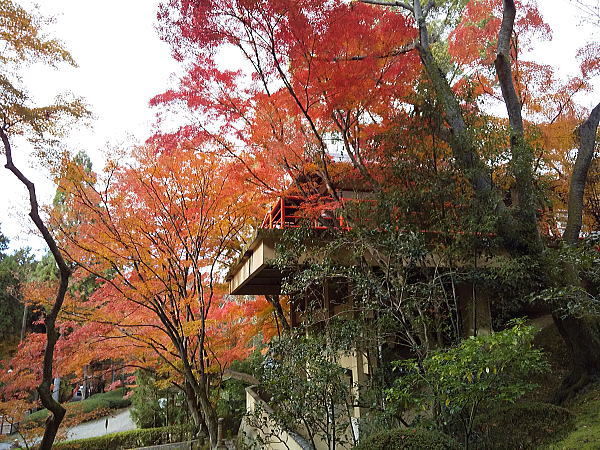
153, 0, 600, 399
52, 142, 273, 447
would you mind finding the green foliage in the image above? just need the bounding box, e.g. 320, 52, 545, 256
474, 401, 574, 449
528, 244, 600, 319
30, 253, 59, 282
387, 320, 548, 445
216, 378, 246, 437
0, 252, 26, 340
250, 328, 361, 449
216, 353, 264, 436
51, 425, 197, 450
0, 230, 35, 344
274, 224, 465, 361
478, 254, 546, 325
130, 372, 188, 429
353, 427, 461, 450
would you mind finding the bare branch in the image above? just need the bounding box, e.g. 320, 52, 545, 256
359, 0, 414, 12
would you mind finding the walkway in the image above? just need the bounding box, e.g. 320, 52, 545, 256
0, 407, 136, 449
66, 407, 136, 441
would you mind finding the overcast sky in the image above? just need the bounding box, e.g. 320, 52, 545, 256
1, 0, 180, 252
0, 0, 597, 254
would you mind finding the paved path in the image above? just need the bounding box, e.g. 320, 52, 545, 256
66, 407, 136, 441
0, 407, 136, 448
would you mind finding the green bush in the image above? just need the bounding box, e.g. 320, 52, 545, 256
354, 428, 461, 450
130, 371, 190, 429
81, 389, 131, 414
387, 320, 548, 443
52, 425, 196, 450
474, 401, 575, 449
216, 353, 264, 437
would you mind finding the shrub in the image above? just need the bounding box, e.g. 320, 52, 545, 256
52, 425, 197, 450
354, 428, 461, 450
255, 329, 361, 449
130, 372, 190, 429
474, 401, 575, 449
216, 353, 264, 437
387, 319, 548, 446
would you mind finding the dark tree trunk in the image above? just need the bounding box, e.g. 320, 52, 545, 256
1, 128, 71, 450
557, 100, 600, 401
564, 102, 600, 243
195, 375, 218, 448
266, 294, 290, 332
494, 0, 542, 254
413, 4, 495, 202
553, 315, 600, 403
182, 380, 208, 438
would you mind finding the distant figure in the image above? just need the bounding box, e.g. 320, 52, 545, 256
105, 418, 109, 430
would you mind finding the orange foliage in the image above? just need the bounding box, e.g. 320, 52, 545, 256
51, 141, 274, 389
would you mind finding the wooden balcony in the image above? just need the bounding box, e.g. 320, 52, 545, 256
226, 230, 283, 295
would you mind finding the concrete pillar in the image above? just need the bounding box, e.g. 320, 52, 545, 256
52, 377, 61, 402
457, 283, 493, 337
216, 417, 227, 449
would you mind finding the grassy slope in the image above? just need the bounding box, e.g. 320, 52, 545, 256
549, 382, 600, 449
25, 388, 131, 424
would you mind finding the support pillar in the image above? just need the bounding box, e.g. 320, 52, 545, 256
457, 283, 493, 337
52, 377, 61, 402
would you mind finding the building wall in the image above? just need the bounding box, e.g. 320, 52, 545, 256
240, 386, 313, 450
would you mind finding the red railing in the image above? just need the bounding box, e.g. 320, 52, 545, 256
260, 196, 351, 230
259, 196, 499, 238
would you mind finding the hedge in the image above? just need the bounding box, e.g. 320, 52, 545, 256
354, 427, 461, 450
52, 425, 196, 450
474, 401, 575, 449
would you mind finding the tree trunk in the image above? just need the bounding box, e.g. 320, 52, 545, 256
556, 101, 600, 401
494, 0, 542, 254
413, 6, 495, 202
182, 381, 208, 438
564, 102, 600, 243
195, 375, 218, 448
553, 315, 600, 403
2, 128, 71, 450
266, 294, 290, 332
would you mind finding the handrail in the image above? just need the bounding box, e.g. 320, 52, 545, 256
260, 196, 355, 230
259, 196, 502, 238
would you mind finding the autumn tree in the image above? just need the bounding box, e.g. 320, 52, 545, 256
0, 1, 87, 447
154, 0, 600, 401
53, 143, 268, 447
